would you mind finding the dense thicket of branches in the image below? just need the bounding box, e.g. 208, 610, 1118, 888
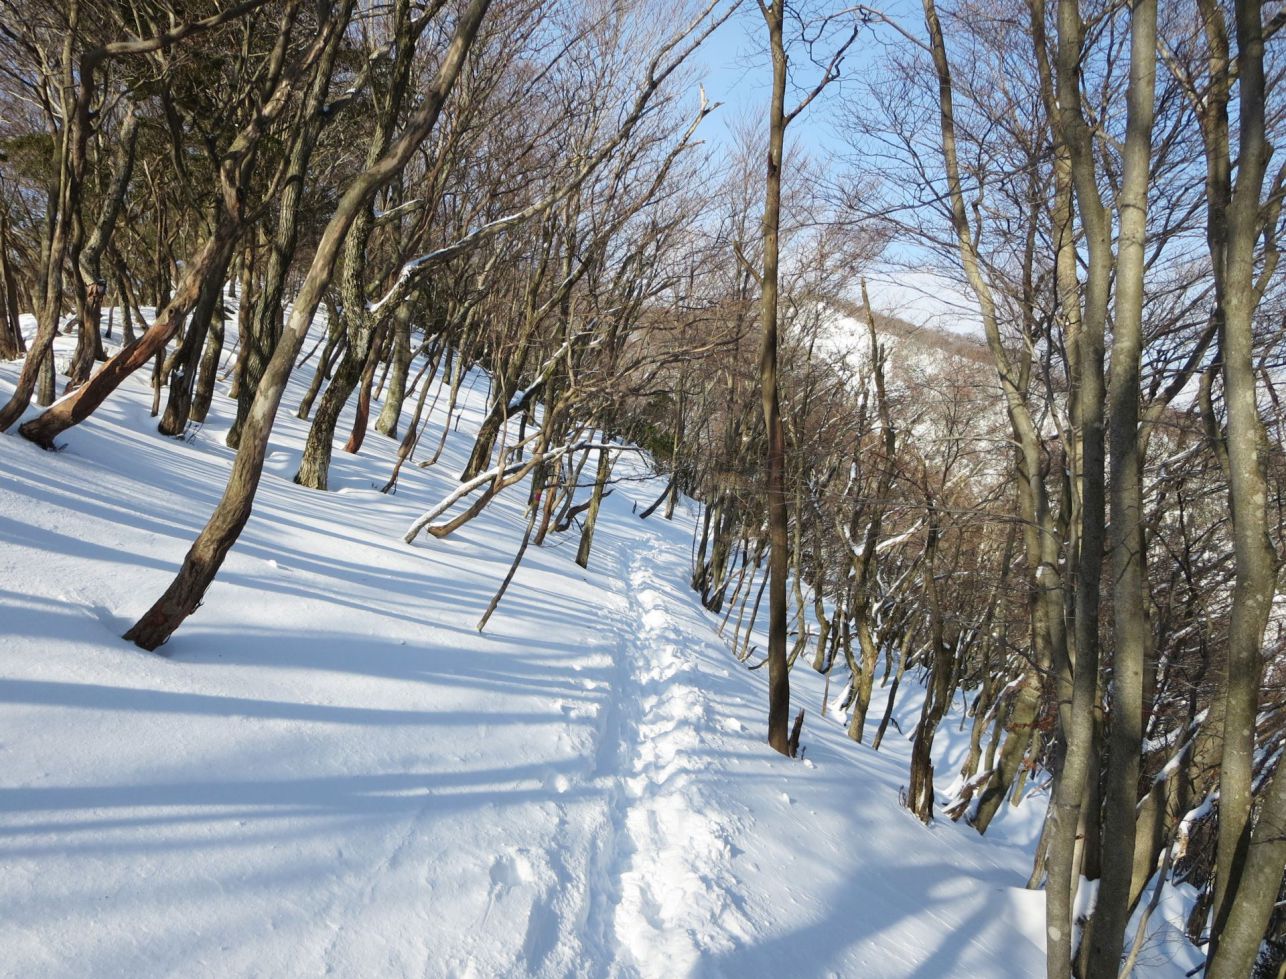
0, 0, 1283, 974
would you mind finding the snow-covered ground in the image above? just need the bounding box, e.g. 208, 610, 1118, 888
0, 304, 1190, 977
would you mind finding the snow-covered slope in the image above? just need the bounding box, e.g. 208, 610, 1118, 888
0, 305, 1059, 977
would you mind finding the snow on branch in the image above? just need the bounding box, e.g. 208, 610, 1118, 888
402, 433, 641, 543
402, 431, 545, 541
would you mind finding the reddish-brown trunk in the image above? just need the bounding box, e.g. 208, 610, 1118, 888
19, 222, 236, 448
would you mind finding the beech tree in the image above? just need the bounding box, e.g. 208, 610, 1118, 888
2, 0, 1283, 969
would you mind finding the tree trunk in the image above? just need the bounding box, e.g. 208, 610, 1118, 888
1044, 0, 1115, 970
1206, 0, 1279, 964
907, 511, 952, 822
848, 613, 880, 744
124, 0, 494, 648
1083, 0, 1156, 969
189, 293, 225, 424
226, 248, 257, 404
0, 212, 24, 360
67, 103, 141, 388
575, 443, 613, 569
758, 0, 792, 757
1207, 753, 1286, 978
297, 315, 346, 419
0, 1, 81, 431
971, 677, 1041, 833
344, 316, 394, 454
159, 236, 236, 435
228, 8, 347, 447
296, 329, 367, 489
18, 219, 241, 448
374, 307, 413, 437
380, 338, 446, 493
872, 628, 912, 751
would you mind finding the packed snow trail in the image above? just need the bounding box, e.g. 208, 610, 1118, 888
603, 529, 752, 975
1, 309, 1194, 976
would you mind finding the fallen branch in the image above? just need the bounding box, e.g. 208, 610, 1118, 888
402, 436, 617, 542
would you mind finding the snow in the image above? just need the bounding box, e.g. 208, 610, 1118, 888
861, 269, 982, 337
0, 303, 1184, 976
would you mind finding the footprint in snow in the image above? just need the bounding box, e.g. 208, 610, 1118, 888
479, 850, 536, 926
489, 851, 534, 889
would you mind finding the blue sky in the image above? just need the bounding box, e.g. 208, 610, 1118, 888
683, 2, 982, 334
690, 1, 920, 156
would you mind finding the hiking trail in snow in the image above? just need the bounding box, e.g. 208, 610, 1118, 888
2, 305, 1203, 977
601, 528, 752, 975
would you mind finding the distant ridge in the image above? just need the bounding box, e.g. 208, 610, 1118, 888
821, 295, 993, 367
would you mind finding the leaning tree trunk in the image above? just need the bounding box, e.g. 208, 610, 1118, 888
295, 0, 425, 486
159, 234, 236, 435
971, 676, 1041, 833
848, 612, 880, 744
906, 511, 952, 822
226, 246, 256, 401
66, 104, 141, 389
295, 319, 370, 490
380, 337, 446, 493
345, 315, 395, 454
459, 356, 537, 481
18, 219, 241, 447
227, 8, 348, 447
123, 0, 494, 649
0, 3, 81, 430
1207, 750, 1286, 979
297, 311, 346, 419
12, 0, 342, 446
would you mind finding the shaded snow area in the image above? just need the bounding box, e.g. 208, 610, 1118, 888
0, 303, 1176, 976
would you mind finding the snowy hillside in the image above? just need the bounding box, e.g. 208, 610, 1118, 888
1, 304, 1185, 978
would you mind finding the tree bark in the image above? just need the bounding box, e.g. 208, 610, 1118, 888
1207, 754, 1286, 978
189, 293, 226, 425
575, 443, 613, 568
375, 308, 413, 437
343, 317, 391, 455
0, 0, 81, 431
0, 212, 23, 360
228, 5, 349, 447
19, 220, 240, 447
124, 0, 494, 649
758, 0, 792, 757
1205, 0, 1280, 965
158, 232, 236, 435
1083, 0, 1156, 970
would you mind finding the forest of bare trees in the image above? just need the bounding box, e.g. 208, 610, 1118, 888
1, 0, 1283, 974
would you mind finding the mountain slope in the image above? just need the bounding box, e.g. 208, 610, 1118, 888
0, 307, 1055, 977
